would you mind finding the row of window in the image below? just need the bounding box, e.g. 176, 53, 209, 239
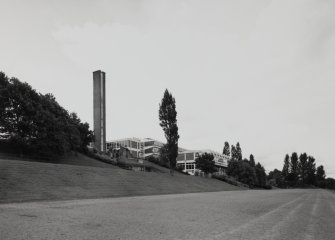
177, 163, 195, 170
177, 152, 196, 161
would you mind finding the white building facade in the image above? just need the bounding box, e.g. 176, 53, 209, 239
106, 137, 164, 159
107, 137, 229, 175
176, 150, 229, 175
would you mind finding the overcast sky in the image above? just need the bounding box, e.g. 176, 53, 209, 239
1, 0, 335, 177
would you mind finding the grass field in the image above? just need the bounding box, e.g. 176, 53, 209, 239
0, 153, 244, 203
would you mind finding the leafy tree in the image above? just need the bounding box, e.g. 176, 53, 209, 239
298, 153, 308, 184
249, 154, 255, 167
227, 159, 257, 187
282, 154, 290, 181
288, 152, 299, 184
316, 165, 326, 183
268, 169, 285, 187
325, 178, 335, 190
0, 72, 94, 158
222, 141, 230, 156
159, 89, 179, 175
158, 144, 169, 168
195, 153, 216, 175
255, 162, 267, 187
306, 156, 316, 185
230, 145, 237, 161
236, 142, 242, 161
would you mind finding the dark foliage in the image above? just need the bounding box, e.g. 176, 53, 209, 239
226, 143, 268, 188
226, 157, 268, 188
146, 155, 169, 169
0, 72, 94, 159
212, 174, 250, 188
267, 169, 285, 188
287, 152, 299, 184
282, 154, 290, 181
236, 142, 242, 161
222, 141, 230, 156
316, 165, 326, 183
255, 162, 267, 187
159, 89, 179, 175
298, 153, 308, 185
195, 153, 216, 174
249, 154, 255, 167
269, 152, 335, 190
306, 156, 316, 185
230, 145, 237, 161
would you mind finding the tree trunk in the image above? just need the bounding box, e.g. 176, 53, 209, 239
169, 158, 174, 176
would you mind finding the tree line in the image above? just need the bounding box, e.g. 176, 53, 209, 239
268, 152, 335, 189
0, 72, 94, 159
222, 141, 268, 188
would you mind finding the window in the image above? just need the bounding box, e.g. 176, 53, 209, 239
145, 148, 153, 154
186, 153, 194, 160
177, 154, 185, 161
176, 163, 185, 169
144, 141, 154, 147
130, 141, 138, 149
186, 163, 195, 169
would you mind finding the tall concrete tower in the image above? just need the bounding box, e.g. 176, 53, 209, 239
93, 70, 106, 152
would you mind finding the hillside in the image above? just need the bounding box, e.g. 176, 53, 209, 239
0, 154, 244, 203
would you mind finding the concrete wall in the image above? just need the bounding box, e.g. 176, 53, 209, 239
93, 70, 106, 152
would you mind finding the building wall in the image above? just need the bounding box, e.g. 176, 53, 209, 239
176, 150, 229, 175
107, 138, 172, 159
93, 70, 106, 152
106, 137, 230, 175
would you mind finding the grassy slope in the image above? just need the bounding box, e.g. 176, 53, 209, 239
0, 154, 244, 203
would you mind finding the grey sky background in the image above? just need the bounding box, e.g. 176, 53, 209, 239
1, 0, 335, 177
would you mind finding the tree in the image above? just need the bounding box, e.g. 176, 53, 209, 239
236, 142, 242, 161
325, 178, 335, 190
158, 144, 169, 168
195, 153, 216, 175
268, 169, 284, 188
298, 153, 308, 185
306, 156, 316, 185
159, 89, 179, 175
226, 159, 256, 187
223, 142, 230, 156
255, 162, 267, 187
288, 152, 299, 185
316, 165, 326, 183
230, 145, 236, 161
282, 154, 290, 181
249, 154, 255, 167
0, 72, 94, 158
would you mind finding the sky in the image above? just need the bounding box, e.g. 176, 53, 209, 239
1, 0, 335, 177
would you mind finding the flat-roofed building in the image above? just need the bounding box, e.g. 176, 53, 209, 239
106, 138, 165, 159
107, 137, 229, 175
176, 150, 229, 175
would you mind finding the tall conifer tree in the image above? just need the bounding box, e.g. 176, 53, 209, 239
282, 154, 290, 181
223, 142, 230, 156
236, 142, 242, 161
159, 89, 179, 175
290, 152, 299, 184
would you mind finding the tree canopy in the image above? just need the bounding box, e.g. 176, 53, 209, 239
159, 89, 179, 175
222, 142, 230, 156
195, 153, 216, 175
0, 72, 94, 159
268, 152, 335, 190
